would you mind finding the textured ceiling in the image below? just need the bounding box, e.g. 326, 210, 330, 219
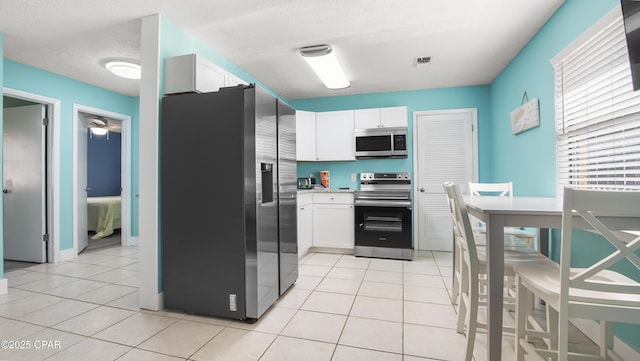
0, 0, 564, 99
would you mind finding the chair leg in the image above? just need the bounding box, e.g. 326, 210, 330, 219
557, 307, 569, 361
546, 303, 558, 352
452, 243, 461, 305
464, 276, 479, 361
457, 294, 467, 334
600, 321, 614, 361
515, 275, 527, 361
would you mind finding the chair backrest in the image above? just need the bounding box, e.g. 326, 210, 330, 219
443, 182, 479, 280
469, 182, 513, 197
560, 188, 640, 307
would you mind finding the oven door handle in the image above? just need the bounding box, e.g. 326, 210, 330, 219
354, 199, 412, 208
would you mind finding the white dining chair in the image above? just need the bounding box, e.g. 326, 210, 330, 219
443, 182, 549, 361
469, 182, 537, 248
451, 183, 537, 309
514, 188, 640, 361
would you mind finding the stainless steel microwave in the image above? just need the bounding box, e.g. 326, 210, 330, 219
355, 127, 408, 159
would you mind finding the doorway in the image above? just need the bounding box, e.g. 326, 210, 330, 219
73, 105, 131, 256
2, 92, 56, 264
412, 109, 478, 251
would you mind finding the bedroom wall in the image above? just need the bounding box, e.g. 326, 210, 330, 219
87, 131, 122, 197
2, 59, 138, 252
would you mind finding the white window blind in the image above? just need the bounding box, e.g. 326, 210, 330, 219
553, 11, 640, 195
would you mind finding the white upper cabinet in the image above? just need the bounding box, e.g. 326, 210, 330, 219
315, 110, 355, 161
355, 106, 407, 128
227, 72, 249, 87
354, 108, 381, 129
380, 106, 408, 127
296, 110, 317, 161
164, 54, 228, 94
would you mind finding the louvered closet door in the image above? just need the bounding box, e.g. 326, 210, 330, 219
414, 110, 476, 251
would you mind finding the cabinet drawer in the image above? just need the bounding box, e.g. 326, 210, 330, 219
297, 192, 313, 206
312, 192, 354, 204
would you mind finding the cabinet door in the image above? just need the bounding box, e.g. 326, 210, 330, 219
354, 108, 381, 129
297, 204, 313, 255
380, 106, 408, 128
312, 204, 354, 249
296, 111, 317, 161
315, 110, 355, 161
195, 56, 228, 92
227, 72, 249, 86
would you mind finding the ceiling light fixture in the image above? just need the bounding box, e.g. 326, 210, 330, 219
90, 127, 108, 136
300, 45, 350, 89
105, 60, 141, 79
89, 116, 109, 138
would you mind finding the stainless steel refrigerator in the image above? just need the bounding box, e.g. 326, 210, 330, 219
161, 84, 297, 322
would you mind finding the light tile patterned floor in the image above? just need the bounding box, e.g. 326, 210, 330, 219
1, 247, 597, 360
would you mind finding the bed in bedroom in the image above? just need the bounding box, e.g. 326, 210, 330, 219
87, 196, 121, 239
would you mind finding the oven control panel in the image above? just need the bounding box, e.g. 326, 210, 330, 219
360, 172, 411, 181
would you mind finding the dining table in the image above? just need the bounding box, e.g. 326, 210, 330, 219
463, 195, 563, 361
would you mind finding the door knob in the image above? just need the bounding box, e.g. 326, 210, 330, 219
2, 189, 8, 194
420, 188, 425, 192
85, 187, 91, 192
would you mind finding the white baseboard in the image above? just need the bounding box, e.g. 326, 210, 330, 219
0, 278, 7, 296
139, 292, 164, 312
572, 318, 640, 360
158, 292, 164, 310
309, 247, 353, 255
58, 248, 77, 262
127, 236, 139, 247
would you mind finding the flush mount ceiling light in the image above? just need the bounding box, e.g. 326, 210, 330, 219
300, 45, 350, 89
89, 116, 109, 137
90, 127, 108, 136
104, 60, 141, 79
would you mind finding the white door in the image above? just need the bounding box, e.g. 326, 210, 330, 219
3, 104, 47, 262
414, 109, 477, 251
76, 115, 89, 252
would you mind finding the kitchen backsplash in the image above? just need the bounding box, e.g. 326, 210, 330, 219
297, 159, 412, 190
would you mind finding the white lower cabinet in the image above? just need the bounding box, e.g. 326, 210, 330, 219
311, 193, 354, 250
297, 194, 313, 257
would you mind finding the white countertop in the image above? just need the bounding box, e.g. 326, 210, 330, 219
297, 189, 354, 193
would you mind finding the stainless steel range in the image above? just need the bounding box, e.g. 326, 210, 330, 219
354, 172, 413, 260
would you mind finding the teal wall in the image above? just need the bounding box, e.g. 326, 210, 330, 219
488, 0, 619, 196
488, 0, 638, 351
291, 85, 492, 189
2, 59, 139, 251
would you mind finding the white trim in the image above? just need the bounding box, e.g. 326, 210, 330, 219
0, 278, 7, 295
412, 108, 478, 251
571, 318, 640, 361
157, 292, 164, 310
58, 247, 76, 262
72, 104, 132, 257
129, 236, 139, 246
139, 14, 162, 311
2, 87, 61, 263
550, 6, 621, 66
